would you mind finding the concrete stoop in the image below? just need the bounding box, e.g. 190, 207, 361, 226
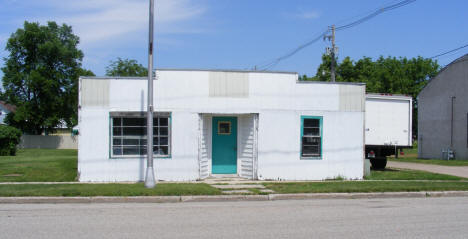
222, 190, 252, 194
203, 176, 263, 185
213, 184, 269, 194
213, 184, 265, 189
202, 176, 272, 194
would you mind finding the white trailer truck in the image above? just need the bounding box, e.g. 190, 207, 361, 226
365, 94, 413, 169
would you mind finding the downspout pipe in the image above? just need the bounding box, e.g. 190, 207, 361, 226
450, 96, 456, 149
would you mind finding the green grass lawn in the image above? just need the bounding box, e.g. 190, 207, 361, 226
0, 183, 222, 197
264, 181, 468, 194
388, 144, 468, 166
264, 168, 468, 194
0, 149, 77, 182
2, 149, 468, 197
365, 168, 466, 180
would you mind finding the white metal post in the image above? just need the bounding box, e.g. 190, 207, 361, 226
144, 0, 156, 188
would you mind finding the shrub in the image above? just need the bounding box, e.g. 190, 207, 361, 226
0, 125, 22, 156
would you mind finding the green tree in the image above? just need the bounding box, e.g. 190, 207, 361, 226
336, 56, 356, 82
1, 21, 93, 134
315, 54, 332, 82
308, 54, 439, 135
105, 58, 148, 77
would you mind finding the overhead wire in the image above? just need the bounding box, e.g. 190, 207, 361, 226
429, 44, 468, 59
256, 0, 417, 71
256, 29, 329, 70
335, 0, 416, 31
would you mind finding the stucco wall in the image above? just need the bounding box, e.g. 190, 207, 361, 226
418, 56, 468, 159
78, 71, 365, 181
257, 110, 364, 180
78, 110, 199, 182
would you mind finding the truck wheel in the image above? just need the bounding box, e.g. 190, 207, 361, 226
370, 157, 387, 170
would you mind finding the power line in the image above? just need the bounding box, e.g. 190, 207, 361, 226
255, 0, 416, 71
335, 0, 416, 31
429, 44, 468, 59
256, 29, 328, 70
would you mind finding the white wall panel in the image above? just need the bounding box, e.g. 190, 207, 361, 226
81, 79, 109, 107
199, 114, 212, 179
257, 111, 364, 180
365, 96, 412, 146
238, 114, 255, 179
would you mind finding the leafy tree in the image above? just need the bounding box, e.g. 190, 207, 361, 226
105, 58, 148, 77
302, 54, 440, 135
311, 54, 439, 97
315, 54, 332, 82
1, 21, 93, 134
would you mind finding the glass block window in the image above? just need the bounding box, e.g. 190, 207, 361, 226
110, 112, 170, 157
301, 116, 322, 158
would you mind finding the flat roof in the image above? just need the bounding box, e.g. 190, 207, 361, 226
80, 69, 298, 80
79, 69, 369, 86
366, 93, 412, 99
157, 68, 298, 74
296, 80, 365, 86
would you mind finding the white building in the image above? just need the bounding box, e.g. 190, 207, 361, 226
78, 70, 365, 181
0, 101, 16, 124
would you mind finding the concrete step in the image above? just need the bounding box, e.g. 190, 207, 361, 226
213, 184, 265, 189
206, 181, 263, 185
221, 190, 253, 194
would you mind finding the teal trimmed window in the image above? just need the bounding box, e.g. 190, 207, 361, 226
300, 116, 323, 159
110, 112, 171, 158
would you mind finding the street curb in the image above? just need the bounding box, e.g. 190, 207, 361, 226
267, 191, 468, 200
1, 191, 468, 204
181, 195, 269, 202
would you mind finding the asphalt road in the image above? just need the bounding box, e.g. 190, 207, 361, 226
1, 197, 468, 239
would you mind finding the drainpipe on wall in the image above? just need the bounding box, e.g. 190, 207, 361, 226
450, 96, 456, 149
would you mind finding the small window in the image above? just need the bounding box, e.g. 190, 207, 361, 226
110, 112, 171, 158
301, 116, 322, 158
218, 121, 231, 135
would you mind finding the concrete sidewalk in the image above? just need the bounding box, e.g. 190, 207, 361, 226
1, 191, 468, 204
388, 161, 468, 178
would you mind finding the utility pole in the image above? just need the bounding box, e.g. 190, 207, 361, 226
145, 0, 156, 188
324, 25, 337, 82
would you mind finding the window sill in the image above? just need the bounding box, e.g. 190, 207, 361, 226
300, 156, 322, 160
109, 156, 172, 160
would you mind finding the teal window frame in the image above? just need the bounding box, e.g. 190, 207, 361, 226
300, 116, 323, 159
109, 112, 172, 159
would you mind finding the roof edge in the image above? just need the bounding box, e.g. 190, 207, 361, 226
419, 53, 468, 95
297, 80, 365, 86
366, 93, 412, 99
80, 69, 298, 80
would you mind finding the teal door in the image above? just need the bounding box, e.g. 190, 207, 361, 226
212, 117, 237, 174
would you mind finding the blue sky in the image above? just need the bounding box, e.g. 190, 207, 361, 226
0, 0, 467, 77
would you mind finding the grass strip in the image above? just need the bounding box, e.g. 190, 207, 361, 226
365, 168, 466, 180
0, 149, 77, 182
264, 181, 468, 194
0, 183, 222, 197
390, 146, 468, 166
